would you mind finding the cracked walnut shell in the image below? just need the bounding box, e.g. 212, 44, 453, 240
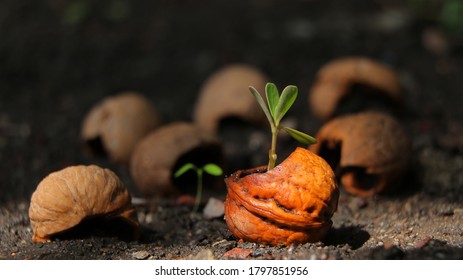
310, 111, 411, 197
29, 165, 139, 242
81, 91, 161, 164
130, 122, 222, 197
193, 64, 268, 132
224, 147, 339, 246
309, 57, 402, 120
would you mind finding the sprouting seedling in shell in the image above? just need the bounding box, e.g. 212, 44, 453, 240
174, 163, 223, 212
249, 82, 317, 170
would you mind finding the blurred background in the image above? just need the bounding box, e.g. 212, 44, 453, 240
1, 0, 463, 203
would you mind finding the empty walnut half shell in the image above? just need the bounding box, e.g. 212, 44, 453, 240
224, 147, 339, 246
193, 64, 268, 132
310, 111, 411, 197
29, 165, 139, 242
309, 57, 402, 120
130, 122, 223, 197
81, 91, 161, 164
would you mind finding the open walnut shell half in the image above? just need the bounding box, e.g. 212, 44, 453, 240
193, 64, 268, 132
29, 165, 139, 242
81, 91, 161, 164
309, 57, 402, 120
224, 147, 339, 246
310, 111, 411, 197
130, 122, 223, 197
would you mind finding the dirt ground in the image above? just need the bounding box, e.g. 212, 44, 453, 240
1, 0, 463, 260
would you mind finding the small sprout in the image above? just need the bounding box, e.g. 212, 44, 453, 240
174, 163, 223, 212
250, 82, 317, 170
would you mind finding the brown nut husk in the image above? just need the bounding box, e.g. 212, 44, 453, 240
81, 91, 161, 164
193, 64, 268, 132
309, 57, 402, 120
130, 122, 222, 197
224, 147, 339, 246
310, 111, 411, 197
29, 165, 139, 242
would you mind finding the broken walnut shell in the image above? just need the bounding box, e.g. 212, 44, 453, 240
309, 57, 402, 120
29, 165, 139, 242
130, 122, 222, 197
81, 91, 161, 164
310, 111, 411, 197
193, 64, 268, 132
224, 147, 339, 246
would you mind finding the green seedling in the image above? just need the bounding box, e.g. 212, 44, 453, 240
174, 163, 223, 212
249, 82, 317, 170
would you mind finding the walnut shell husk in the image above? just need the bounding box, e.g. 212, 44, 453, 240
310, 111, 411, 197
130, 122, 222, 197
224, 147, 339, 246
193, 64, 268, 132
309, 57, 402, 120
81, 91, 161, 164
29, 165, 139, 242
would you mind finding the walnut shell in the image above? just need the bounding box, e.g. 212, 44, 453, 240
29, 165, 139, 242
310, 111, 411, 197
81, 91, 161, 164
224, 147, 339, 246
193, 64, 268, 132
130, 122, 222, 197
309, 57, 402, 120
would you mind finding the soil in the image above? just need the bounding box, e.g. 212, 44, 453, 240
1, 0, 463, 260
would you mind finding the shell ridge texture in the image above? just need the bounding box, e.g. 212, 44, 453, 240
224, 148, 339, 245
29, 165, 138, 242
62, 168, 91, 214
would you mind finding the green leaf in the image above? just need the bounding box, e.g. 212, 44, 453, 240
265, 83, 279, 121
283, 127, 317, 145
275, 85, 298, 124
174, 163, 197, 177
249, 86, 275, 127
202, 163, 223, 176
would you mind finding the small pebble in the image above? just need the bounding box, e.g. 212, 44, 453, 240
188, 249, 215, 260
349, 197, 368, 211
132, 250, 150, 260
203, 197, 224, 219
118, 242, 127, 250
414, 237, 432, 248
383, 239, 394, 250
144, 213, 153, 224
176, 195, 196, 206
223, 247, 253, 259
212, 240, 236, 251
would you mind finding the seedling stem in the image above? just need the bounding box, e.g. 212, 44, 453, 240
174, 163, 223, 212
249, 83, 317, 170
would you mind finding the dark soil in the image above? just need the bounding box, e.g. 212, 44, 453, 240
1, 0, 463, 260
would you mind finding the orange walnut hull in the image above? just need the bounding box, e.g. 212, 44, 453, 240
224, 147, 339, 246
